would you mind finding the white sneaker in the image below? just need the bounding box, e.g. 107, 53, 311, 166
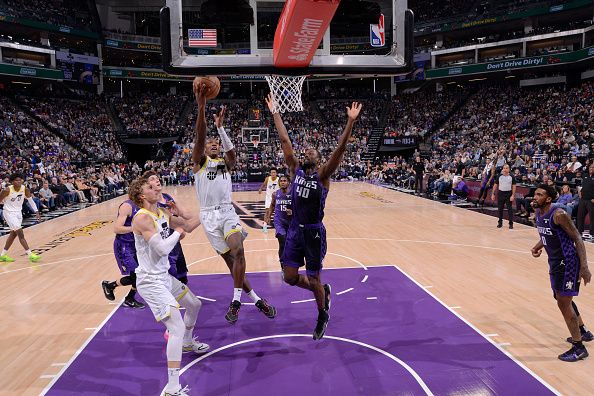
165, 385, 190, 396
182, 337, 210, 354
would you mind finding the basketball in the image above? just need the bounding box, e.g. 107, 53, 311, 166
193, 76, 220, 99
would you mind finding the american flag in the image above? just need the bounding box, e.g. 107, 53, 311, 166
188, 29, 217, 47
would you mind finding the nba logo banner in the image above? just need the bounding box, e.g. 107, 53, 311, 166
370, 14, 385, 47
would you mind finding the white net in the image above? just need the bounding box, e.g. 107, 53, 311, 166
265, 75, 307, 114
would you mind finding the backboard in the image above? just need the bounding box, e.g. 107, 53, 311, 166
160, 0, 414, 76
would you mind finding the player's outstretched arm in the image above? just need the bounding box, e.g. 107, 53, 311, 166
0, 188, 9, 202
554, 209, 591, 285
266, 94, 298, 178
192, 85, 208, 172
214, 106, 236, 170
319, 102, 362, 184
114, 202, 133, 234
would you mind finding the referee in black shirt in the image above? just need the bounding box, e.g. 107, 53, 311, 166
577, 163, 594, 238
492, 164, 516, 229
412, 156, 424, 196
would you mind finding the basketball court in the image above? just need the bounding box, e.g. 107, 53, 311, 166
1, 183, 593, 395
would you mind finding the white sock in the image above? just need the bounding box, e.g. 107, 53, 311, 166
233, 288, 242, 302
1, 249, 7, 256
183, 326, 194, 344
247, 290, 261, 303
25, 250, 32, 256
166, 368, 180, 392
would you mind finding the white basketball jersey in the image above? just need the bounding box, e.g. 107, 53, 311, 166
133, 208, 171, 275
3, 185, 25, 212
265, 176, 279, 201
194, 156, 232, 209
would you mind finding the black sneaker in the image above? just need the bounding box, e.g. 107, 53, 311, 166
323, 284, 332, 311
497, 223, 502, 228
255, 299, 277, 319
313, 310, 329, 340
101, 281, 115, 301
123, 298, 145, 309
566, 331, 594, 343
509, 224, 513, 229
558, 344, 589, 362
225, 300, 241, 324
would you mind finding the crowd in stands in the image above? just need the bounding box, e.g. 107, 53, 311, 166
0, 95, 141, 224
19, 97, 125, 161
3, 78, 594, 237
112, 93, 189, 137
385, 87, 467, 138
371, 80, 594, 232
0, 0, 96, 31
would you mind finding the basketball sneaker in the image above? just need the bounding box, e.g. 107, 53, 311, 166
558, 344, 589, 362
225, 300, 241, 324
323, 284, 332, 311
28, 253, 41, 263
165, 385, 190, 396
313, 310, 329, 341
123, 298, 145, 309
182, 337, 210, 354
101, 281, 116, 301
0, 254, 15, 263
566, 330, 594, 344
255, 299, 277, 318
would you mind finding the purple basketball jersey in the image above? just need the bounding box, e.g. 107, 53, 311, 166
273, 189, 292, 236
290, 168, 328, 225
536, 207, 580, 295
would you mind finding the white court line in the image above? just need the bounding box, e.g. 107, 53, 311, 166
336, 287, 354, 295
499, 343, 512, 347
423, 285, 433, 289
485, 334, 499, 337
84, 327, 97, 330
449, 306, 461, 309
392, 265, 561, 396
5, 236, 594, 278
40, 302, 122, 396
243, 302, 256, 306
39, 375, 56, 379
172, 334, 435, 396
50, 363, 66, 367
195, 295, 216, 302
366, 297, 378, 300
291, 298, 316, 304
361, 275, 368, 283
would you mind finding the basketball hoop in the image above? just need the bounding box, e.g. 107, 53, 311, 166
251, 137, 260, 150
265, 75, 306, 114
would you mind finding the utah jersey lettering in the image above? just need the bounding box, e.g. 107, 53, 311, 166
195, 156, 233, 208
2, 185, 26, 212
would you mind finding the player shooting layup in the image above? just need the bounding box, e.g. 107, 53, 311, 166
192, 84, 277, 323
